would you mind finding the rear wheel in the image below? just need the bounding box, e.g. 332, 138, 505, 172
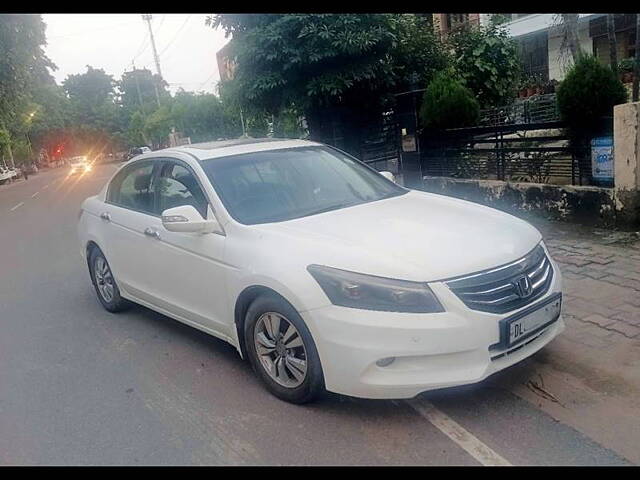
88, 247, 130, 313
244, 294, 325, 404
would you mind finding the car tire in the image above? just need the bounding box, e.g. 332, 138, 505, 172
244, 293, 325, 404
88, 247, 131, 313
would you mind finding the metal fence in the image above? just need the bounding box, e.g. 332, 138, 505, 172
359, 111, 400, 173
479, 94, 560, 127
420, 121, 596, 186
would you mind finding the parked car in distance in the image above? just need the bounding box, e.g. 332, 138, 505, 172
0, 165, 12, 183
125, 146, 152, 161
78, 138, 563, 404
68, 156, 92, 175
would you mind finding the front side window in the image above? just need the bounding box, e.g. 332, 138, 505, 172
201, 146, 406, 225
157, 163, 209, 218
108, 161, 158, 215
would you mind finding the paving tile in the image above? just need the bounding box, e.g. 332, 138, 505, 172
581, 268, 609, 280
611, 311, 640, 327
582, 314, 616, 328
607, 321, 640, 338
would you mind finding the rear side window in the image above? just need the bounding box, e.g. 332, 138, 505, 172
108, 161, 158, 215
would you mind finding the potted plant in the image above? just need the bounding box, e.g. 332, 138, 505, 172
526, 79, 536, 97
516, 76, 528, 98
542, 79, 558, 94
618, 58, 634, 83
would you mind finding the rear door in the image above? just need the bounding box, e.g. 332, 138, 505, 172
99, 159, 165, 303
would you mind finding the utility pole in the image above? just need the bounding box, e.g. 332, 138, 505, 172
239, 108, 247, 137
633, 13, 640, 102
142, 14, 162, 108
132, 63, 145, 112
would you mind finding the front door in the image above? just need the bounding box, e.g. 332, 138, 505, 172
147, 160, 231, 338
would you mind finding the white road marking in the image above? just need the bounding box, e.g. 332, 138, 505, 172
406, 398, 512, 466
31, 191, 39, 198
42, 184, 49, 189
10, 202, 24, 212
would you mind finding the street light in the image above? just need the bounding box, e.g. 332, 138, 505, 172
24, 111, 36, 160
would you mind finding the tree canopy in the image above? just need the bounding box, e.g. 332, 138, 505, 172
209, 14, 448, 118
447, 23, 521, 107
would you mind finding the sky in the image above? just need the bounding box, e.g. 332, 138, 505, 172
42, 14, 230, 95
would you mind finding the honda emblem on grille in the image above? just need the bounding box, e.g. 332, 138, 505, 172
513, 275, 533, 298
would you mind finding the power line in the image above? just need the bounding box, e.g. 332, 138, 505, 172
131, 33, 149, 63
158, 14, 192, 58
197, 72, 216, 90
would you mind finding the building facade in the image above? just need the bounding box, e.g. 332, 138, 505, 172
216, 41, 236, 83
433, 13, 637, 82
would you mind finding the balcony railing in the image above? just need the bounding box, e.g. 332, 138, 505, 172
479, 94, 560, 127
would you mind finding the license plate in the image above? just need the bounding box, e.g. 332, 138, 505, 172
508, 295, 561, 345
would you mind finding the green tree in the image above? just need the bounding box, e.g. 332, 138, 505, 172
448, 23, 521, 107
0, 14, 55, 165
118, 68, 169, 113
60, 66, 129, 156
557, 54, 627, 135
170, 90, 242, 142
62, 66, 116, 106
144, 104, 173, 148
420, 69, 480, 129
210, 13, 448, 153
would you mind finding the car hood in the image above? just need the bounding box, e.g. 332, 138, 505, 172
256, 190, 542, 282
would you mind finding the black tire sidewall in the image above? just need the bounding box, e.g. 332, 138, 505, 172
244, 294, 325, 404
88, 247, 128, 313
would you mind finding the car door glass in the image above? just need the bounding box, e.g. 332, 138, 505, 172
157, 163, 208, 218
110, 162, 158, 215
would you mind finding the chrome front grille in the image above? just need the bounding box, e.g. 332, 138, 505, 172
445, 244, 553, 314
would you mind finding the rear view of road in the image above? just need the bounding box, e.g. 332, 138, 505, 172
0, 164, 633, 465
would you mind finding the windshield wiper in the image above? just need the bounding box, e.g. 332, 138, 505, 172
292, 202, 353, 219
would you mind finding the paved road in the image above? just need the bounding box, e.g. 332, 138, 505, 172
0, 164, 632, 465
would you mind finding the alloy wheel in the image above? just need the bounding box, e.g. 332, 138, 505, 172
254, 312, 308, 388
94, 256, 115, 303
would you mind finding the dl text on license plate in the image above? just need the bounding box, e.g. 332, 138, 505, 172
509, 297, 561, 345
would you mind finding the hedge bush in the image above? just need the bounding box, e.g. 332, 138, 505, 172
420, 70, 480, 130
557, 54, 627, 135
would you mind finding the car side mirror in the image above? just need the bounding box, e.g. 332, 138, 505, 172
379, 171, 396, 183
161, 205, 221, 234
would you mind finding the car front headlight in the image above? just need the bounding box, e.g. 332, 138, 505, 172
307, 265, 444, 313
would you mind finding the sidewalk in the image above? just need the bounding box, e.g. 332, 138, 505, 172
493, 217, 640, 463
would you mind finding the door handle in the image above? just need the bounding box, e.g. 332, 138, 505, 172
100, 212, 111, 222
144, 227, 161, 240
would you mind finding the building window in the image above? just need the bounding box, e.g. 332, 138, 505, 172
445, 14, 469, 31
518, 31, 549, 81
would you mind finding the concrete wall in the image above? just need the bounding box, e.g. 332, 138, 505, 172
614, 102, 640, 224
416, 102, 640, 228
420, 177, 618, 227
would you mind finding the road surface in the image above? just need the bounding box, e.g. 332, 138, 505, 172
0, 164, 632, 465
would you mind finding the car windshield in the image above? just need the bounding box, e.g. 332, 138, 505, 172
70, 157, 86, 165
201, 146, 407, 225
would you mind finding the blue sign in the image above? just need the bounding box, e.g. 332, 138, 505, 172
591, 136, 614, 184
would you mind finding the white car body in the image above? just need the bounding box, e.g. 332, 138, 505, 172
78, 139, 563, 399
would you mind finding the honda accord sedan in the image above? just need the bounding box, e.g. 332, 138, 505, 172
78, 138, 563, 403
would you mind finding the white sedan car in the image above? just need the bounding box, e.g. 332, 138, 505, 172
78, 138, 563, 403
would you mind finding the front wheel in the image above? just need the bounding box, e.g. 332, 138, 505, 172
88, 247, 130, 313
244, 294, 325, 404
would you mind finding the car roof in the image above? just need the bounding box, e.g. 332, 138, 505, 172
154, 137, 323, 161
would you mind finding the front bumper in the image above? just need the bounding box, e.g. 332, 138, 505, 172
301, 259, 563, 399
